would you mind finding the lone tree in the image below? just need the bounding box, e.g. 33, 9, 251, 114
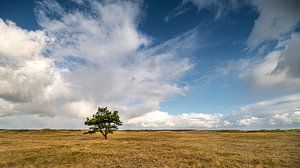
84, 107, 122, 139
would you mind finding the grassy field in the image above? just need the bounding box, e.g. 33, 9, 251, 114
0, 130, 299, 167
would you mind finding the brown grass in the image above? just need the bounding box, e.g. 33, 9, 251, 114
0, 129, 299, 167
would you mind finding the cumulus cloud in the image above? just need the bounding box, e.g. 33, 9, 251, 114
0, 19, 63, 116
224, 93, 300, 129
0, 17, 80, 120
125, 111, 222, 129
0, 0, 194, 128
124, 93, 300, 129
0, 20, 46, 60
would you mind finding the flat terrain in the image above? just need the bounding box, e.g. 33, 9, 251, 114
0, 130, 299, 168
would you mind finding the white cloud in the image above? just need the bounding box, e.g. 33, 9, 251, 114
213, 1, 300, 129
35, 0, 194, 119
248, 0, 300, 48
274, 33, 300, 78
241, 1, 300, 88
165, 0, 244, 22
224, 93, 300, 129
1, 0, 299, 130
0, 20, 46, 60
239, 117, 259, 127
0, 18, 67, 118
181, 0, 300, 48
242, 50, 300, 91
185, 0, 242, 19
161, 0, 300, 129
0, 0, 194, 128
221, 33, 300, 94
174, 0, 300, 49
125, 93, 300, 129
125, 111, 222, 129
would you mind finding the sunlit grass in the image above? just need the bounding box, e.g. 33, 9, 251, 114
0, 130, 299, 167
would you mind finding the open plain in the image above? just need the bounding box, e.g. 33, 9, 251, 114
0, 130, 299, 168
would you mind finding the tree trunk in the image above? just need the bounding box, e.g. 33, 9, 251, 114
99, 129, 108, 139
100, 130, 106, 139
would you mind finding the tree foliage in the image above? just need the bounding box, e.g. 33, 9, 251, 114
84, 107, 122, 139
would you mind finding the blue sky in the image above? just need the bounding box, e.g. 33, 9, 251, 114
0, 0, 299, 129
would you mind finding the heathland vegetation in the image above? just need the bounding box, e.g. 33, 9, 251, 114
0, 129, 299, 167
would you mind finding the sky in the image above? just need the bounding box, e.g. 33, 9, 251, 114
0, 0, 299, 129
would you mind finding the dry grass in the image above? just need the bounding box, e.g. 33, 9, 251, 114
0, 129, 299, 167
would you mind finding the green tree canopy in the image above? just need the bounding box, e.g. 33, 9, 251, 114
84, 107, 122, 139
